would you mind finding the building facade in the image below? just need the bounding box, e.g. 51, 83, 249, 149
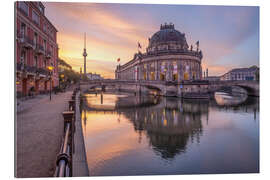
58, 58, 72, 73
16, 1, 59, 97
220, 66, 259, 81
87, 73, 103, 80
204, 76, 220, 81
115, 23, 203, 82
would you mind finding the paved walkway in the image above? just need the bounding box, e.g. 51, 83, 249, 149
16, 91, 73, 178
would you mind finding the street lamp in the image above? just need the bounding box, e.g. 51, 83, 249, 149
47, 65, 54, 101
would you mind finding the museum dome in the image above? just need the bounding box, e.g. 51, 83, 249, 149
147, 23, 189, 51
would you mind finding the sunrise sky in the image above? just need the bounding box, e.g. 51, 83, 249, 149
43, 2, 259, 78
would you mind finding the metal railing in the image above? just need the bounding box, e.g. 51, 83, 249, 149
46, 50, 52, 58
17, 31, 34, 48
54, 88, 79, 177
16, 63, 49, 76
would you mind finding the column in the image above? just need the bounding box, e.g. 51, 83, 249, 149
177, 61, 181, 82
155, 60, 158, 81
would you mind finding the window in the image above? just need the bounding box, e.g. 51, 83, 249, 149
32, 10, 40, 26
43, 40, 46, 51
34, 33, 38, 48
144, 64, 147, 69
38, 3, 44, 14
34, 56, 38, 67
20, 51, 26, 64
20, 23, 26, 37
18, 2, 28, 16
51, 45, 53, 55
43, 59, 46, 68
43, 23, 46, 33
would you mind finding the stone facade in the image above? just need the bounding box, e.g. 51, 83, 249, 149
220, 66, 259, 81
16, 2, 59, 97
115, 23, 203, 82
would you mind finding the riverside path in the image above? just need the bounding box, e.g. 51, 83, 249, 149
16, 90, 73, 178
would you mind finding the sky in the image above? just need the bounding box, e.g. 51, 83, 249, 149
43, 2, 259, 78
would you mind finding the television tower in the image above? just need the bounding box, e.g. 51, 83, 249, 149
83, 33, 87, 77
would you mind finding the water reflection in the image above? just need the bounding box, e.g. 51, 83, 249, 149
214, 92, 248, 106
82, 92, 259, 175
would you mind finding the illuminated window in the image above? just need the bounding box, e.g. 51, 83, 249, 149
173, 74, 178, 81
160, 73, 165, 81
184, 72, 189, 80
144, 64, 147, 69
144, 72, 147, 80
150, 72, 155, 80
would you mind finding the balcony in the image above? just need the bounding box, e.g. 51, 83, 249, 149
45, 50, 52, 59
35, 44, 45, 55
17, 32, 34, 49
17, 62, 24, 72
36, 68, 49, 77
17, 63, 50, 79
16, 63, 37, 76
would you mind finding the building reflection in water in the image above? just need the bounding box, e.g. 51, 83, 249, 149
81, 91, 259, 175
83, 93, 211, 159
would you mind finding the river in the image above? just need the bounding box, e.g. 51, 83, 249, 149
81, 91, 259, 176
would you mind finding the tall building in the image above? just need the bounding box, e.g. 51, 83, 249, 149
82, 33, 87, 77
220, 66, 259, 81
16, 2, 59, 97
115, 23, 203, 81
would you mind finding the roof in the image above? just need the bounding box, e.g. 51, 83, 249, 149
58, 59, 72, 69
148, 23, 188, 49
230, 66, 259, 73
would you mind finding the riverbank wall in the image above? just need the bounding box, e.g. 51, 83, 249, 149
72, 90, 89, 176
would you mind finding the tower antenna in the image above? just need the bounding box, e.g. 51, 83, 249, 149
83, 32, 88, 78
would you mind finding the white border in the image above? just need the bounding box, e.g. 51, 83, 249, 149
1, 0, 270, 180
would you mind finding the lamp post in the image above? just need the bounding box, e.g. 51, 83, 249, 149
47, 65, 54, 101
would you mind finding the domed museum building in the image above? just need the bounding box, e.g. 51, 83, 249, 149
115, 23, 203, 82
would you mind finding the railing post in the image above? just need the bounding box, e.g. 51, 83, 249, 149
68, 100, 75, 111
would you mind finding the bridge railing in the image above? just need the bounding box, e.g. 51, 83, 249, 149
81, 79, 258, 87
82, 79, 210, 85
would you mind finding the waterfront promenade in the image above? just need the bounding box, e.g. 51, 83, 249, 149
16, 90, 73, 178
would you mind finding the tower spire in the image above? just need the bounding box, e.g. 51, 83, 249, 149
83, 32, 87, 78
84, 32, 86, 49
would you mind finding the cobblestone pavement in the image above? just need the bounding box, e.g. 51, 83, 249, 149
16, 90, 73, 178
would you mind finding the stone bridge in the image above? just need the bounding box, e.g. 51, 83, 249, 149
79, 79, 259, 97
